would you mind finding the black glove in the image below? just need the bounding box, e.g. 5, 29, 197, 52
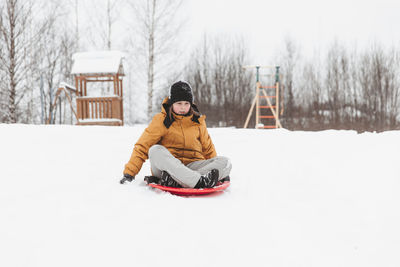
120, 173, 135, 184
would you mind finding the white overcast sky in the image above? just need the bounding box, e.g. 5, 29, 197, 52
183, 0, 400, 64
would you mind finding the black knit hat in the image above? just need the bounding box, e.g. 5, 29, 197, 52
168, 81, 193, 105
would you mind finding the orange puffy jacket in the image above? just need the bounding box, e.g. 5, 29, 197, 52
123, 98, 217, 176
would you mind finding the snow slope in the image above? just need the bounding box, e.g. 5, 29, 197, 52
1, 124, 399, 267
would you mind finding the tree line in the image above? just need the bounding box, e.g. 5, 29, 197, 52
178, 37, 400, 132
0, 0, 183, 125
280, 40, 400, 132
1, 0, 399, 132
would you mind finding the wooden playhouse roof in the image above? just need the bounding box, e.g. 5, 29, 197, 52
71, 50, 124, 76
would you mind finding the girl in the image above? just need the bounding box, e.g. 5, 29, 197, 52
121, 81, 232, 188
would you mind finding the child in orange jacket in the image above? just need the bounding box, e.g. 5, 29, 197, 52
121, 81, 231, 188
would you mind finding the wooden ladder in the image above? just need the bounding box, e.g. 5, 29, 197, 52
243, 66, 282, 129
256, 83, 281, 129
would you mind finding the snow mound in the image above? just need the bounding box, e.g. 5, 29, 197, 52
0, 124, 399, 267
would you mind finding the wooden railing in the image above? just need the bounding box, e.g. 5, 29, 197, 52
76, 96, 123, 125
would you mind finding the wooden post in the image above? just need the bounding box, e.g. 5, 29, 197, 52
119, 97, 124, 125
119, 76, 124, 124
76, 98, 81, 121
244, 95, 257, 128
83, 78, 87, 96
80, 77, 83, 96
108, 99, 112, 118
115, 75, 118, 96
80, 77, 83, 95
82, 99, 85, 120
280, 74, 284, 115
113, 75, 117, 95
120, 78, 123, 97
275, 81, 280, 128
117, 75, 121, 96
256, 81, 260, 128
85, 79, 88, 118
111, 97, 119, 119
95, 100, 98, 119
75, 75, 83, 121
75, 76, 79, 96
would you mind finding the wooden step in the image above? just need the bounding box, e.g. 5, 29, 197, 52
259, 125, 277, 129
259, 115, 275, 119
259, 105, 276, 109
260, 86, 276, 89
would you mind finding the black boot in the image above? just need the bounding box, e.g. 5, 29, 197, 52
195, 169, 219, 189
144, 175, 160, 184
160, 171, 182, 188
220, 176, 230, 183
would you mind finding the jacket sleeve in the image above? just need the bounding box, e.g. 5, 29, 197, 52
123, 114, 166, 176
199, 117, 217, 159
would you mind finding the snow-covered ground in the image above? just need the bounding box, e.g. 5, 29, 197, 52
1, 124, 399, 267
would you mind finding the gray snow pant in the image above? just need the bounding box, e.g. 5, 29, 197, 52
148, 144, 232, 188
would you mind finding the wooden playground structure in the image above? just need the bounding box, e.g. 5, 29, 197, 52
243, 66, 283, 129
49, 51, 125, 126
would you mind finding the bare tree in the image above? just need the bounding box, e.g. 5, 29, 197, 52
188, 35, 213, 109
183, 35, 252, 127
357, 46, 400, 131
0, 0, 54, 123
84, 0, 121, 50
64, 0, 81, 51
323, 42, 351, 127
38, 17, 77, 124
0, 0, 31, 123
127, 0, 184, 121
299, 61, 324, 129
280, 37, 300, 127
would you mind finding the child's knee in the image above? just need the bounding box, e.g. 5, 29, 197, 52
217, 156, 230, 166
148, 144, 164, 159
219, 156, 232, 173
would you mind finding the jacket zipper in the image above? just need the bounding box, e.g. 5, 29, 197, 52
179, 120, 185, 159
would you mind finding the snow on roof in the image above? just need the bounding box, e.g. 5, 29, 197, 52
71, 50, 124, 75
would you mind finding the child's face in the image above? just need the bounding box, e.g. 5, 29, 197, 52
172, 101, 191, 115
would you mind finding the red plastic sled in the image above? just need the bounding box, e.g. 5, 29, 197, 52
147, 181, 230, 196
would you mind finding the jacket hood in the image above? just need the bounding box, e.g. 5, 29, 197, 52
161, 97, 201, 128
